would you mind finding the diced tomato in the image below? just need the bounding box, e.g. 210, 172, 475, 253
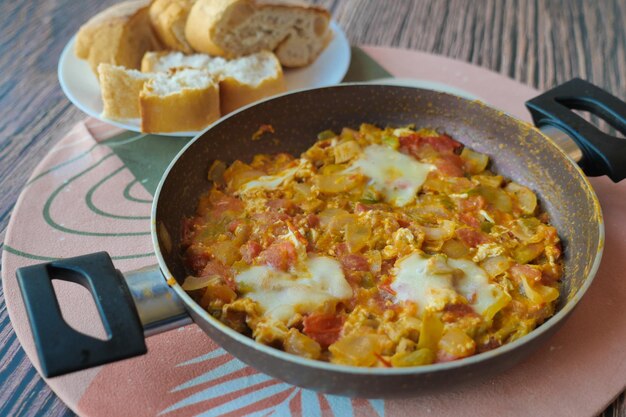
306, 213, 320, 227
209, 191, 244, 216
240, 240, 262, 264
397, 218, 411, 228
433, 154, 465, 177
333, 243, 370, 285
267, 198, 296, 214
341, 254, 370, 273
509, 264, 542, 283
442, 303, 478, 322
399, 133, 462, 158
252, 211, 291, 238
184, 247, 211, 274
334, 242, 349, 258
200, 259, 236, 290
456, 228, 491, 247
541, 263, 562, 285
335, 243, 369, 271
302, 313, 345, 348
381, 259, 396, 275
459, 212, 480, 228
251, 211, 290, 224
227, 219, 245, 233
459, 195, 486, 212
258, 240, 297, 271
181, 217, 200, 247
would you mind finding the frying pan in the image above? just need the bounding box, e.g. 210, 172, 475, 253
16, 79, 626, 397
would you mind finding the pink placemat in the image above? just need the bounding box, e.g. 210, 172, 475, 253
2, 46, 625, 417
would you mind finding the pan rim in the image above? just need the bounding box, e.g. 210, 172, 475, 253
151, 83, 605, 376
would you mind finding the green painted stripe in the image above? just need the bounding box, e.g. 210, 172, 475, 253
85, 166, 151, 220
26, 142, 100, 185
42, 153, 151, 237
107, 134, 190, 196
25, 132, 147, 186
123, 179, 153, 204
3, 245, 154, 261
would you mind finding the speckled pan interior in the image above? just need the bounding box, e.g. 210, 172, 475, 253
153, 85, 602, 396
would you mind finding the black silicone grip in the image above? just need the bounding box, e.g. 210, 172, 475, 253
16, 252, 147, 377
525, 78, 626, 182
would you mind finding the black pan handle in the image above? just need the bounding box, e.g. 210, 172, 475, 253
525, 78, 626, 182
16, 252, 147, 377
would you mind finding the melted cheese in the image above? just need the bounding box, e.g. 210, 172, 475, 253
351, 145, 434, 206
447, 259, 510, 320
234, 257, 353, 322
391, 253, 510, 319
391, 253, 461, 312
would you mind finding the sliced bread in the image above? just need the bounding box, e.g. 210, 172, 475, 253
149, 0, 197, 53
219, 51, 286, 112
98, 63, 153, 119
141, 50, 285, 113
141, 51, 226, 73
75, 0, 163, 74
140, 68, 221, 133
184, 0, 331, 67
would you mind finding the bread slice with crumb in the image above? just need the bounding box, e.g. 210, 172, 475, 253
219, 50, 286, 112
141, 51, 225, 73
98, 63, 153, 119
184, 0, 331, 67
141, 50, 285, 113
75, 0, 162, 74
140, 68, 221, 133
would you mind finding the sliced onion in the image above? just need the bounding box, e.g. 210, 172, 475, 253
505, 182, 537, 214
346, 222, 371, 252
319, 208, 349, 227
313, 173, 362, 194
182, 275, 221, 291
421, 220, 455, 241
521, 276, 559, 304
333, 140, 361, 164
473, 174, 504, 188
461, 148, 489, 174
481, 255, 512, 277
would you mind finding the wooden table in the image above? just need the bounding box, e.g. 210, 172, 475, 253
1, 0, 624, 415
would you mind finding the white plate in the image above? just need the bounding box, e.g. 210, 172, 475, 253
58, 21, 351, 137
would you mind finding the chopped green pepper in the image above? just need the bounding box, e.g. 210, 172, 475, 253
317, 129, 337, 140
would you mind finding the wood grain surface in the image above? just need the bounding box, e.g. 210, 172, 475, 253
1, 0, 625, 416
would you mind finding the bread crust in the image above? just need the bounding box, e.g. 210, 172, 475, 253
140, 78, 221, 133
149, 0, 196, 53
98, 63, 152, 119
184, 0, 331, 66
219, 71, 285, 113
141, 51, 170, 72
185, 0, 246, 57
75, 0, 162, 74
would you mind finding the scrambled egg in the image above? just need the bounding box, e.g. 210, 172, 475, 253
182, 124, 563, 367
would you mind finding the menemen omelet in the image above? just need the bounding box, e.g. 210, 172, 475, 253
181, 124, 562, 367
